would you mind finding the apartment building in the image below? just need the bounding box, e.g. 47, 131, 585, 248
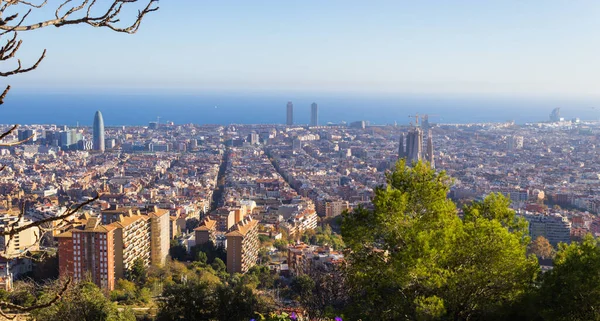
146, 207, 170, 266
57, 206, 169, 291
194, 217, 217, 246
210, 208, 236, 232
110, 213, 150, 280
57, 218, 116, 290
225, 217, 259, 274
524, 213, 572, 246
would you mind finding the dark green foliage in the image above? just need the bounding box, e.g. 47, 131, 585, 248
185, 217, 200, 233
156, 281, 216, 321
24, 252, 59, 282
291, 274, 315, 298
127, 258, 147, 286
156, 278, 269, 321
244, 265, 277, 289
168, 242, 188, 261
9, 283, 36, 308
536, 234, 600, 321
195, 250, 208, 264
191, 242, 227, 264
211, 258, 226, 273
215, 283, 263, 321
33, 281, 134, 321
258, 234, 270, 243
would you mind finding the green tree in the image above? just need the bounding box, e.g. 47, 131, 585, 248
441, 215, 538, 319
215, 283, 265, 321
33, 281, 134, 321
127, 257, 148, 286
195, 251, 208, 265
191, 242, 227, 264
536, 234, 600, 321
245, 265, 276, 289
111, 279, 137, 305
156, 281, 216, 321
169, 241, 188, 261
212, 258, 227, 273
27, 252, 59, 282
273, 239, 289, 251
341, 160, 538, 321
463, 192, 529, 239
291, 274, 315, 299
186, 218, 200, 233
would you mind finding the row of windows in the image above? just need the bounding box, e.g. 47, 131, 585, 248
74, 234, 107, 240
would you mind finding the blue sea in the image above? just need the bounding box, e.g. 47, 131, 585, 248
3, 90, 600, 126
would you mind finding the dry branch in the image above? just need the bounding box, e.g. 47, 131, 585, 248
0, 0, 159, 33
1, 194, 99, 238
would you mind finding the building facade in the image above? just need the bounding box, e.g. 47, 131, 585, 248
524, 213, 572, 246
57, 206, 169, 291
194, 217, 217, 246
226, 217, 259, 274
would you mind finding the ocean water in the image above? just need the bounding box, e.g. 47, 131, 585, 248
3, 91, 600, 126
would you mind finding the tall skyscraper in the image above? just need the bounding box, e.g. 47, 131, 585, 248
310, 102, 318, 126
286, 101, 293, 125
93, 110, 105, 152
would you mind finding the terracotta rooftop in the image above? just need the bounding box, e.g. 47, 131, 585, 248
194, 217, 217, 231
226, 217, 258, 237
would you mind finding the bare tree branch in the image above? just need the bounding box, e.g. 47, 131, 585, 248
0, 48, 45, 76
0, 195, 99, 238
0, 124, 18, 141
0, 0, 159, 33
0, 85, 10, 105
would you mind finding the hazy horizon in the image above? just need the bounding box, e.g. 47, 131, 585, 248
5, 90, 600, 127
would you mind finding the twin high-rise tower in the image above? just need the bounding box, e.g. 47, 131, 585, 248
285, 101, 318, 126
399, 127, 434, 168
310, 102, 318, 126
286, 102, 294, 125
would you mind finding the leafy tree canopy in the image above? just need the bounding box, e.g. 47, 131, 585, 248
342, 160, 538, 321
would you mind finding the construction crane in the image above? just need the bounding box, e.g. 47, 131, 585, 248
408, 113, 420, 127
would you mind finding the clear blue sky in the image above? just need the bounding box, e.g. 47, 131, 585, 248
9, 1, 600, 97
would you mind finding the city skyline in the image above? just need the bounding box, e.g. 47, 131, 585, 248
1, 1, 597, 319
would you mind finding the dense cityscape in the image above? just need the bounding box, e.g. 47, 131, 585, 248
0, 101, 597, 318
2, 0, 600, 320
